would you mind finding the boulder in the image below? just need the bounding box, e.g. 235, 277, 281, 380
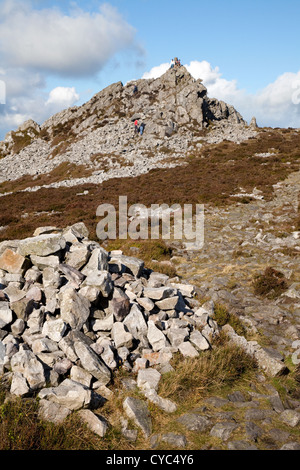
10, 347, 46, 391
77, 409, 109, 437
0, 249, 29, 274
123, 397, 152, 438
59, 288, 90, 330
147, 320, 170, 351
18, 234, 66, 257
73, 339, 111, 385
38, 379, 92, 411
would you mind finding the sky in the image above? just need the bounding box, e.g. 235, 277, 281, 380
0, 0, 300, 140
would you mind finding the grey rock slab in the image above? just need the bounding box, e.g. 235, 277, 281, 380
123, 303, 148, 339
81, 247, 109, 275
58, 263, 85, 288
70, 365, 93, 388
177, 412, 211, 432
167, 328, 189, 348
58, 334, 78, 363
78, 285, 100, 303
11, 318, 25, 336
32, 337, 59, 354
10, 371, 30, 397
169, 282, 195, 298
137, 296, 155, 312
209, 422, 239, 441
42, 318, 67, 342
110, 254, 144, 278
31, 254, 60, 270
65, 243, 90, 270
147, 320, 170, 351
17, 233, 66, 257
178, 341, 199, 358
109, 295, 130, 322
74, 339, 111, 385
189, 329, 210, 351
279, 409, 300, 427
10, 297, 36, 321
38, 378, 92, 411
77, 409, 109, 437
92, 313, 114, 332
269, 428, 290, 442
111, 322, 133, 349
0, 302, 13, 328
160, 432, 187, 448
42, 267, 62, 289
143, 286, 176, 301
123, 396, 152, 438
204, 396, 230, 408
227, 391, 247, 403
137, 368, 161, 392
155, 296, 180, 311
10, 348, 46, 391
148, 272, 169, 288
26, 307, 45, 334
59, 287, 91, 330
280, 442, 300, 450
245, 408, 275, 421
38, 398, 72, 424
245, 421, 264, 441
82, 270, 113, 298
144, 389, 177, 413
53, 357, 73, 375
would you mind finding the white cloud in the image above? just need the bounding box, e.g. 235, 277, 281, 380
0, 1, 143, 139
0, 1, 141, 77
46, 87, 80, 108
142, 60, 300, 128
142, 62, 170, 80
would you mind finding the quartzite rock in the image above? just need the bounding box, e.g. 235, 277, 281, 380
0, 249, 29, 274
38, 378, 91, 411
74, 339, 111, 385
123, 396, 152, 438
18, 234, 66, 257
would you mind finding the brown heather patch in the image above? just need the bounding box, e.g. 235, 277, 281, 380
0, 127, 299, 243
253, 267, 289, 299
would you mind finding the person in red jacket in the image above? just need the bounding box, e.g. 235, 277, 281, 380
134, 119, 139, 133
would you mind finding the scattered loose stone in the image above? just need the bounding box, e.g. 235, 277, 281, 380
123, 397, 152, 438
209, 422, 239, 441
177, 412, 211, 432
77, 409, 109, 437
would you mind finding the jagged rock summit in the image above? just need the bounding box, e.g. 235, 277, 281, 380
0, 65, 255, 190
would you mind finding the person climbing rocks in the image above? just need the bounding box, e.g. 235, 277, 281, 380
139, 122, 145, 136
133, 85, 138, 95
134, 119, 139, 134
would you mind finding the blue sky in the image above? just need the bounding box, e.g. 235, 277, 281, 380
1, 0, 300, 139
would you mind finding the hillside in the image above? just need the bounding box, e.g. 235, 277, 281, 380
0, 66, 254, 190
0, 65, 300, 451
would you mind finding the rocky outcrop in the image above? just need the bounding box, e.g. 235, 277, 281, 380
0, 67, 255, 191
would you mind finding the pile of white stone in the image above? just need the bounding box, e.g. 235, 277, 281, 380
0, 222, 218, 434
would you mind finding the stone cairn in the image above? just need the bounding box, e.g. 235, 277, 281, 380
0, 222, 289, 439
